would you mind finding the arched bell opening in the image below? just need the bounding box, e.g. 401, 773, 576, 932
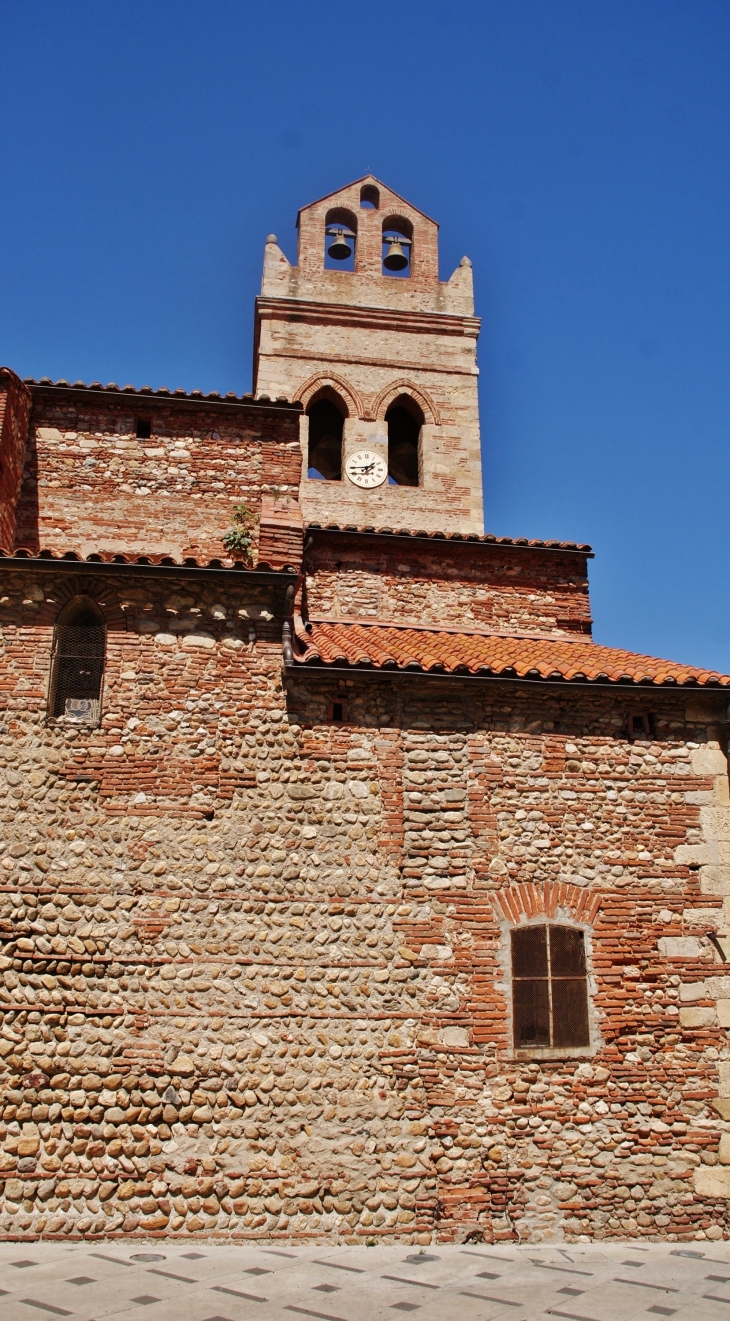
49, 596, 106, 724
386, 395, 422, 487
359, 184, 380, 210
324, 207, 358, 272
382, 215, 413, 278
307, 392, 346, 481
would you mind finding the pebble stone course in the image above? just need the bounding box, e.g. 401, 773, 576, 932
5, 179, 730, 1251
2, 1239, 730, 1321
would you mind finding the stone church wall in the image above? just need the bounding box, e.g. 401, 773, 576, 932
13, 390, 302, 562
1, 572, 730, 1245
303, 531, 593, 636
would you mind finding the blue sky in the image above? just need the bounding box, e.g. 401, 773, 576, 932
2, 1, 729, 672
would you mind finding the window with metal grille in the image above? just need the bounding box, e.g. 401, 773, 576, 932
49, 600, 106, 724
511, 924, 590, 1049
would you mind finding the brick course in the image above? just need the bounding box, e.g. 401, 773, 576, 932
0, 585, 729, 1245
13, 387, 301, 563
1, 178, 729, 1248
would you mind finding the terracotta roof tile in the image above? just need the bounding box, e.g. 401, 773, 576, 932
16, 373, 300, 409
294, 619, 730, 688
306, 522, 593, 554
0, 547, 297, 574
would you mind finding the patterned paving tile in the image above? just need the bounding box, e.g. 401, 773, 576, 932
4, 1241, 730, 1321
19, 1305, 72, 1319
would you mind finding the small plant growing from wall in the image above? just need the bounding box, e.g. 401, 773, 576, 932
222, 502, 256, 559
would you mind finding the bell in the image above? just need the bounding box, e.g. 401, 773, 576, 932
327, 228, 353, 261
383, 238, 409, 271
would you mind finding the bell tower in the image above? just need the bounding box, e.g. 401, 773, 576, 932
253, 176, 484, 534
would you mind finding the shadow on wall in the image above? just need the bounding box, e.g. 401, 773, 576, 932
14, 429, 39, 552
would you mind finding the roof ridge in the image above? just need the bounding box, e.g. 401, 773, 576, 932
23, 378, 300, 408
306, 522, 593, 554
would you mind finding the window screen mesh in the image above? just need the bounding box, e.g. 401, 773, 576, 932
552, 976, 590, 1048
550, 925, 587, 977
50, 609, 105, 722
512, 924, 590, 1049
513, 975, 550, 1046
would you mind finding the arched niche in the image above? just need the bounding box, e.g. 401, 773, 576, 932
359, 184, 380, 210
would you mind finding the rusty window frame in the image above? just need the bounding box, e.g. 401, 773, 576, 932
511, 924, 590, 1049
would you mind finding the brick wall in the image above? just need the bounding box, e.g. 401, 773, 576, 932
303, 530, 593, 636
274, 176, 443, 308
1, 569, 729, 1246
14, 389, 302, 563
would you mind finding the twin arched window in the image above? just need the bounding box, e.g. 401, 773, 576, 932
322, 198, 412, 279
512, 924, 590, 1049
307, 391, 422, 487
49, 597, 106, 724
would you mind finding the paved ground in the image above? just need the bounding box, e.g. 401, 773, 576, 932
2, 1239, 730, 1321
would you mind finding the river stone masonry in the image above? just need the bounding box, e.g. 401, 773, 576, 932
2, 176, 730, 1246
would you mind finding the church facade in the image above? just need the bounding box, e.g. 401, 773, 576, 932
1, 177, 730, 1245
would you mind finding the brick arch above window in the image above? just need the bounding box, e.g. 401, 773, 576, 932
490, 880, 603, 928
35, 577, 127, 631
295, 372, 364, 420
368, 379, 441, 426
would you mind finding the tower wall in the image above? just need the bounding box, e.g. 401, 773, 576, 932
12, 387, 302, 566
254, 177, 484, 534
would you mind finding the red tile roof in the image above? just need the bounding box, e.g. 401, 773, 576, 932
294, 619, 730, 688
16, 373, 299, 410
0, 547, 297, 574
306, 522, 593, 554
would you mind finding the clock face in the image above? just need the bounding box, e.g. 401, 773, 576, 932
345, 449, 388, 489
